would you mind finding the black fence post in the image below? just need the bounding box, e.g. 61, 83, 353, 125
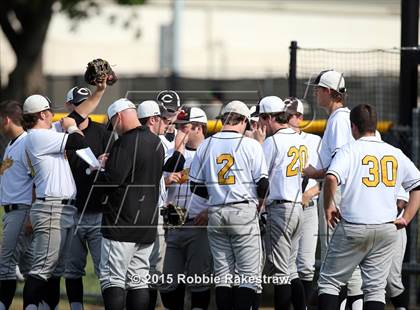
289, 41, 298, 97
399, 0, 419, 126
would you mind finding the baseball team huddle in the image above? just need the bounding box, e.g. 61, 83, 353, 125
0, 68, 419, 310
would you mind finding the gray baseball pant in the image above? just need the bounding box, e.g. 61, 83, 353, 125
207, 202, 262, 291
64, 212, 102, 278
318, 221, 397, 303
297, 201, 318, 282
318, 189, 363, 296
161, 220, 212, 292
386, 227, 407, 298
265, 202, 303, 282
0, 204, 32, 280
99, 238, 153, 291
29, 202, 77, 280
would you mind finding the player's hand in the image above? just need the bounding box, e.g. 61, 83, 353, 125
193, 209, 209, 226
301, 192, 311, 208
165, 172, 182, 185
303, 165, 316, 178
325, 204, 341, 229
98, 153, 109, 168
175, 130, 189, 151
95, 74, 108, 92
394, 217, 408, 230
253, 124, 266, 144
60, 117, 77, 130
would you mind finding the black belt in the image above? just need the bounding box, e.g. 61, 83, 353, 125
38, 198, 75, 205
3, 204, 20, 213
230, 200, 249, 205
273, 199, 294, 204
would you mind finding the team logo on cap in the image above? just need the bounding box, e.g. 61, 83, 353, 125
77, 88, 90, 96
157, 90, 180, 112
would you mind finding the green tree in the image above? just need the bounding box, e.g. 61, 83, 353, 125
0, 0, 146, 101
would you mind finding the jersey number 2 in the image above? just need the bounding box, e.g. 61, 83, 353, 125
217, 154, 235, 185
362, 155, 397, 187
286, 145, 308, 177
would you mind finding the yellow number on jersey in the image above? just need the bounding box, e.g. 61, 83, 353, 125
362, 156, 380, 187
362, 155, 397, 187
381, 155, 398, 187
217, 154, 235, 185
286, 145, 308, 177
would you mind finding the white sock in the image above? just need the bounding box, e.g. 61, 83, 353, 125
24, 305, 37, 310
0, 301, 6, 310
340, 299, 347, 310
396, 308, 407, 310
70, 302, 83, 310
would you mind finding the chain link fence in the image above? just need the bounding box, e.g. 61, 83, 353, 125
290, 41, 420, 307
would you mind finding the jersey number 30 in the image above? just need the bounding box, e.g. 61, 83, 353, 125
217, 154, 235, 185
362, 155, 397, 187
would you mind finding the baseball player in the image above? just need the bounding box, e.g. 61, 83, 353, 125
256, 96, 306, 310
137, 100, 187, 310
159, 107, 212, 310
303, 69, 363, 309
95, 99, 164, 310
284, 97, 321, 305
318, 103, 420, 310
21, 94, 90, 310
63, 84, 112, 310
189, 100, 269, 310
0, 101, 33, 310
386, 187, 409, 310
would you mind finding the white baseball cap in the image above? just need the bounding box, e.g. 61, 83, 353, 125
107, 98, 136, 120
284, 97, 304, 115
175, 107, 207, 124
137, 100, 163, 119
249, 106, 259, 122
311, 70, 346, 93
258, 96, 286, 115
219, 100, 250, 119
23, 95, 51, 114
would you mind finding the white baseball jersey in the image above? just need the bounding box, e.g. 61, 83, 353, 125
157, 133, 178, 208
166, 147, 209, 218
26, 124, 77, 199
300, 131, 321, 193
397, 186, 409, 202
327, 135, 420, 224
0, 132, 33, 205
189, 131, 268, 206
263, 127, 305, 203
317, 107, 354, 170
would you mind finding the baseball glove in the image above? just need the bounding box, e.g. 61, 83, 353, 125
84, 59, 118, 86
161, 204, 187, 228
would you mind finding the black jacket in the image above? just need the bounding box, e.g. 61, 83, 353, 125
97, 126, 164, 243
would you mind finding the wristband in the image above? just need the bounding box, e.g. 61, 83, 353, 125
67, 125, 79, 134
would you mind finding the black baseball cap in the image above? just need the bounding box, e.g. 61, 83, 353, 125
66, 87, 92, 106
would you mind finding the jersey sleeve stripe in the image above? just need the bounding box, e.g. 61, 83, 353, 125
403, 178, 420, 192
326, 170, 342, 185
60, 133, 68, 153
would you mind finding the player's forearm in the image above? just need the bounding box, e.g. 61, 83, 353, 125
304, 183, 320, 200
74, 88, 105, 118
402, 190, 420, 224
323, 174, 338, 210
